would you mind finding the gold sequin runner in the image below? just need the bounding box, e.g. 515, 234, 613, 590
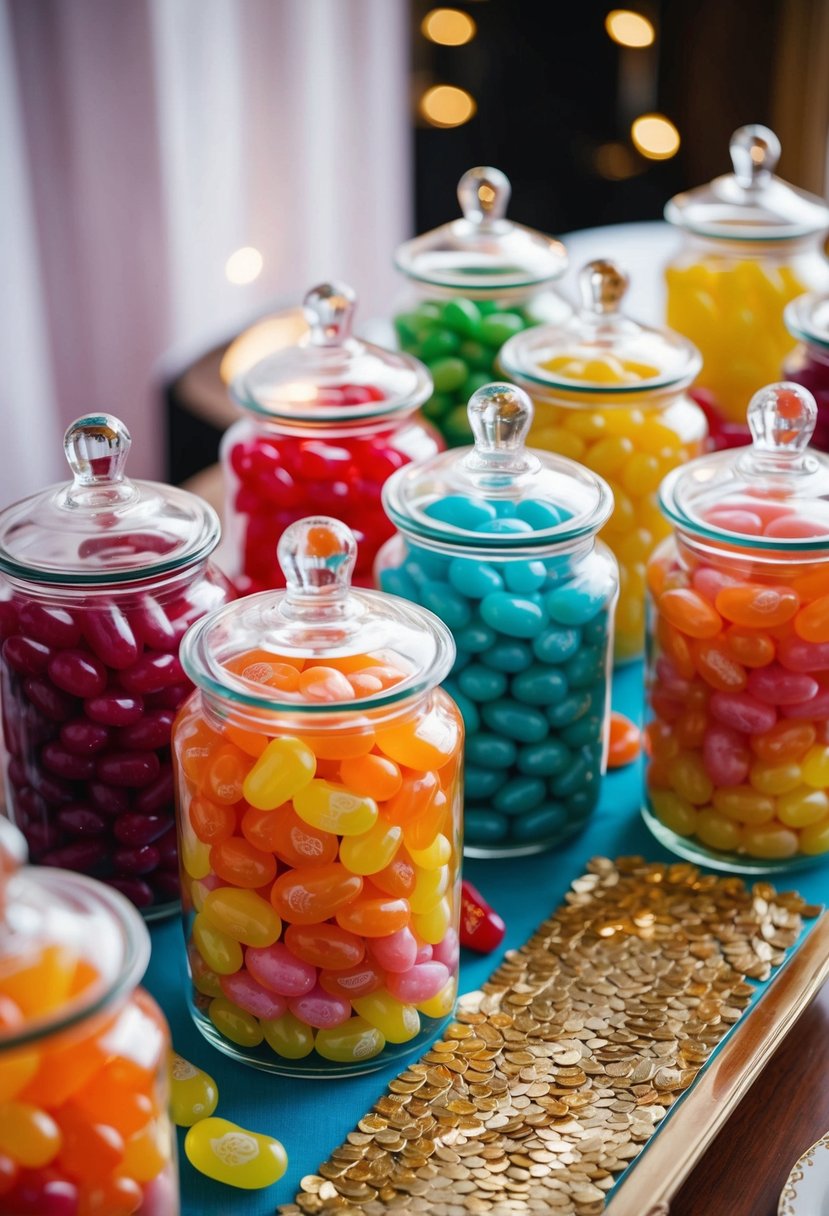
279, 856, 819, 1216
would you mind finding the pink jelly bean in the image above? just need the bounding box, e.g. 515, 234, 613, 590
113, 845, 160, 875
133, 764, 174, 814
702, 509, 763, 536
17, 602, 81, 648
709, 691, 777, 735
782, 685, 829, 719
59, 719, 111, 755
432, 927, 460, 970
83, 604, 139, 669
41, 841, 106, 869
246, 942, 317, 996
369, 927, 419, 974
56, 806, 107, 837
95, 750, 161, 787
691, 566, 741, 601
654, 656, 691, 699
114, 814, 169, 846
40, 742, 96, 781
220, 970, 287, 1020
46, 649, 107, 698
746, 664, 819, 705
119, 652, 184, 694
107, 876, 154, 908
414, 943, 433, 964
288, 982, 351, 1029
764, 515, 829, 539
7, 1174, 79, 1216
84, 690, 144, 726
88, 780, 130, 816
129, 594, 181, 651
777, 636, 829, 672
2, 635, 53, 676
387, 961, 450, 1004
702, 723, 752, 787
116, 709, 175, 751
23, 677, 76, 722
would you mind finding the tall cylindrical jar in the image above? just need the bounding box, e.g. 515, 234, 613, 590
783, 292, 829, 452
0, 818, 178, 1214
499, 259, 706, 663
393, 167, 570, 447
0, 415, 233, 917
172, 517, 463, 1076
222, 282, 439, 594
377, 384, 618, 857
644, 381, 829, 872
664, 124, 829, 428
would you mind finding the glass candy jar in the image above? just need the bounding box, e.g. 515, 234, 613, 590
222, 282, 439, 594
644, 381, 829, 872
0, 414, 233, 916
377, 383, 618, 857
783, 293, 829, 452
0, 818, 178, 1215
393, 167, 570, 447
172, 517, 463, 1076
665, 124, 829, 425
499, 259, 706, 663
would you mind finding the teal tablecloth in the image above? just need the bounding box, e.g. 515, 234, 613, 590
145, 663, 829, 1215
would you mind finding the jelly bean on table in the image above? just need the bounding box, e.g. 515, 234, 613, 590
184, 1117, 287, 1190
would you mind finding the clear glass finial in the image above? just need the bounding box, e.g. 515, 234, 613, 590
747, 382, 816, 455
577, 259, 629, 315
304, 282, 356, 347
457, 167, 511, 225
462, 383, 539, 485
64, 414, 132, 487
278, 517, 357, 605
730, 124, 781, 188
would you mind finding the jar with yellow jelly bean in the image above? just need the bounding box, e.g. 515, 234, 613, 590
393, 166, 570, 448
0, 817, 178, 1214
644, 380, 829, 872
664, 124, 829, 427
499, 258, 705, 663
172, 516, 462, 1076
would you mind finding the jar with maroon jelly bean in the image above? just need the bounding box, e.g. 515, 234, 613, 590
222, 281, 439, 595
644, 380, 829, 872
784, 293, 829, 452
0, 414, 233, 916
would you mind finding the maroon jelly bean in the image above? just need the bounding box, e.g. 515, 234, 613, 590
41, 840, 106, 870
57, 805, 107, 836
17, 601, 82, 648
118, 652, 184, 695
114, 844, 160, 875
106, 876, 154, 908
30, 769, 75, 805
156, 824, 179, 870
0, 600, 18, 641
129, 594, 181, 651
133, 764, 173, 814
96, 750, 160, 788
22, 676, 76, 722
2, 700, 21, 756
7, 757, 28, 788
47, 648, 107, 698
84, 690, 144, 726
116, 709, 175, 751
60, 719, 111, 755
145, 682, 191, 711
84, 604, 140, 669
114, 813, 169, 846
17, 786, 48, 821
152, 870, 182, 901
2, 635, 53, 676
6, 1174, 79, 1216
40, 742, 96, 781
23, 821, 63, 858
88, 780, 131, 816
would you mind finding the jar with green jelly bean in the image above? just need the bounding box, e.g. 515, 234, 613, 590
393, 167, 570, 448
376, 383, 618, 857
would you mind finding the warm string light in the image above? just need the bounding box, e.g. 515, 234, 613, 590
225, 246, 264, 285
631, 113, 680, 160
421, 7, 476, 46
605, 9, 655, 48
420, 84, 477, 128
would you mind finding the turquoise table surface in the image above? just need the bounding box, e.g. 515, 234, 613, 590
144, 662, 829, 1216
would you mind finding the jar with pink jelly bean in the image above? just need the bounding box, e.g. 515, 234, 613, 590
644, 381, 829, 872
783, 293, 829, 452
0, 414, 233, 916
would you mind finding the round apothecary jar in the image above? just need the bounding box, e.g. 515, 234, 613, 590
783, 292, 829, 452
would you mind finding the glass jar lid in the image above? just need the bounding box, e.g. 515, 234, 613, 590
665, 125, 829, 241
181, 516, 455, 713
232, 282, 432, 424
660, 381, 829, 549
382, 383, 613, 553
785, 291, 829, 352
0, 414, 221, 585
498, 259, 701, 398
394, 167, 568, 293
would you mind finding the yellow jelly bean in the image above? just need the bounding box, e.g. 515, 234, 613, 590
338, 820, 402, 875
185, 1116, 288, 1190
695, 810, 742, 852
530, 426, 586, 462
621, 452, 662, 496
799, 817, 829, 855
181, 818, 211, 881
202, 888, 282, 948
671, 752, 714, 806
649, 789, 697, 836
749, 761, 803, 797
800, 745, 829, 789
170, 1053, 219, 1127
563, 410, 607, 440
315, 1017, 385, 1064
408, 864, 450, 914
776, 787, 829, 828
293, 780, 378, 836
407, 833, 452, 870
0, 1046, 40, 1102
192, 913, 244, 975
122, 1115, 171, 1181
742, 822, 800, 860
243, 736, 316, 811
0, 1101, 61, 1167
189, 950, 224, 999
413, 896, 452, 945
585, 436, 634, 478
352, 991, 420, 1044
417, 976, 457, 1019
262, 1011, 315, 1060
712, 786, 775, 826
208, 997, 264, 1047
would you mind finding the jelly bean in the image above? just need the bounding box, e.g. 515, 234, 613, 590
339, 821, 402, 875
314, 1017, 385, 1064
210, 837, 276, 889
22, 678, 76, 722
407, 833, 452, 870
741, 822, 799, 859
695, 809, 742, 852
777, 787, 829, 827
408, 865, 449, 913
457, 664, 507, 703
208, 997, 265, 1046
0, 1104, 61, 1168
270, 864, 362, 925
335, 891, 410, 938
17, 603, 81, 648
671, 753, 714, 805
607, 713, 640, 767
261, 1011, 315, 1059
95, 750, 160, 787
298, 666, 355, 702
204, 745, 250, 805
293, 781, 378, 836
715, 585, 800, 630
482, 640, 534, 672
242, 737, 316, 810
649, 788, 698, 836
116, 709, 175, 751
777, 635, 829, 672
192, 913, 244, 975
219, 971, 287, 1020
83, 691, 144, 726
781, 685, 829, 720
351, 991, 420, 1043
83, 605, 139, 670
516, 739, 570, 776
700, 724, 751, 788
794, 594, 829, 643
288, 983, 350, 1029
372, 853, 416, 899
723, 628, 776, 669
368, 926, 418, 973
318, 959, 384, 998
40, 743, 95, 781
479, 593, 547, 639
252, 805, 338, 869
387, 961, 449, 1004
202, 887, 282, 947
712, 785, 775, 825
481, 700, 548, 742
749, 760, 802, 797
412, 896, 451, 945
747, 664, 819, 705
284, 923, 365, 970
659, 589, 722, 639
464, 808, 508, 842
448, 558, 503, 599
493, 776, 545, 816
801, 744, 829, 788
375, 706, 460, 770
423, 495, 497, 530
190, 796, 237, 845
169, 1053, 219, 1127
709, 692, 777, 735
46, 650, 107, 699
2, 636, 53, 677
184, 1116, 287, 1189
512, 666, 568, 707
339, 754, 402, 801
750, 720, 816, 764
799, 818, 829, 854
546, 692, 593, 729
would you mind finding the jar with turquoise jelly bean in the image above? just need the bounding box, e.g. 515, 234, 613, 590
377, 383, 618, 857
393, 167, 570, 448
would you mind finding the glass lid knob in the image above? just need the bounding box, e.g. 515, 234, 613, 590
747, 381, 816, 456
462, 383, 538, 483
457, 166, 511, 225
577, 259, 629, 315
730, 124, 781, 188
303, 282, 356, 347
278, 516, 357, 612
64, 414, 132, 487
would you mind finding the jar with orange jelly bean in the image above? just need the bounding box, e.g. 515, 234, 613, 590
0, 818, 178, 1215
499, 258, 706, 663
172, 516, 462, 1076
644, 380, 829, 872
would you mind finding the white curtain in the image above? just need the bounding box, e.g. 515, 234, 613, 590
0, 0, 411, 488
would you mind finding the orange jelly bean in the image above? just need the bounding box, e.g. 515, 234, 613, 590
284, 923, 365, 970
189, 796, 237, 844
691, 638, 747, 692
722, 627, 775, 668
659, 589, 722, 638
204, 745, 250, 805
794, 594, 829, 643
340, 754, 403, 801
270, 863, 363, 924
715, 584, 800, 630
335, 892, 411, 938
607, 713, 640, 768
209, 837, 277, 889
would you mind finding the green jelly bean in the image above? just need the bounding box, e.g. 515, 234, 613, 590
465, 733, 517, 770
476, 301, 499, 317
422, 393, 454, 421
458, 664, 508, 703
429, 357, 468, 394
443, 681, 480, 735
421, 329, 461, 362
465, 808, 509, 843
511, 665, 568, 708
515, 499, 570, 529
532, 627, 582, 664
504, 560, 547, 594
493, 776, 545, 816
462, 372, 493, 400
482, 700, 548, 743
510, 803, 570, 843
465, 765, 506, 799
459, 339, 491, 369
478, 312, 527, 347
442, 405, 474, 445
561, 714, 604, 749
546, 692, 592, 728
480, 593, 547, 639
379, 567, 420, 601
423, 495, 496, 530
546, 583, 607, 626
417, 302, 443, 321
441, 298, 482, 336
419, 580, 471, 629
394, 312, 436, 347
517, 740, 571, 777
448, 557, 503, 599
455, 622, 496, 654
481, 641, 534, 673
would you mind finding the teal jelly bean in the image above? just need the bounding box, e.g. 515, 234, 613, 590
515, 499, 571, 529
561, 714, 604, 749
474, 517, 534, 535
481, 641, 533, 673
448, 558, 503, 599
402, 544, 450, 583
421, 393, 454, 421
465, 733, 517, 770
532, 627, 582, 664
421, 329, 461, 362
441, 298, 482, 336
546, 583, 607, 626
546, 692, 592, 728
423, 495, 497, 530
465, 766, 506, 799
510, 803, 570, 843
419, 580, 471, 629
504, 560, 547, 594
450, 649, 470, 674
480, 593, 547, 639
511, 665, 569, 708
458, 664, 508, 703
488, 500, 517, 517
517, 740, 571, 777
465, 808, 509, 843
459, 339, 491, 369
564, 647, 605, 688
429, 357, 468, 393
379, 566, 420, 601
482, 700, 548, 743
493, 776, 545, 816
583, 613, 611, 646
554, 747, 596, 797
455, 622, 496, 654
443, 682, 480, 735
478, 312, 527, 347
568, 787, 600, 815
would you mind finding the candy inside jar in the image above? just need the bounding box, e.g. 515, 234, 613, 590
783, 292, 829, 452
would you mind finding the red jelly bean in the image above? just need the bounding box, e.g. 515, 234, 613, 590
777, 635, 829, 672
84, 691, 144, 726
59, 720, 110, 755
95, 750, 161, 787
46, 649, 107, 698
133, 764, 174, 814
56, 806, 107, 837
2, 636, 53, 676
88, 781, 131, 817
115, 709, 175, 751
702, 723, 751, 788
41, 841, 106, 869
23, 677, 76, 722
119, 653, 184, 694
107, 876, 154, 907
129, 594, 181, 651
40, 743, 96, 781
17, 602, 81, 648
83, 604, 139, 669
114, 814, 169, 846
113, 844, 160, 874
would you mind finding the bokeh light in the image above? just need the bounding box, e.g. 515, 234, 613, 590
422, 8, 477, 46
225, 246, 264, 285
605, 10, 655, 48
420, 85, 477, 128
631, 114, 680, 160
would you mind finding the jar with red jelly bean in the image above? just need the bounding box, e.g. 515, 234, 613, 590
0, 415, 233, 916
783, 293, 829, 452
644, 380, 829, 872
0, 817, 178, 1215
172, 516, 463, 1076
222, 281, 439, 595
